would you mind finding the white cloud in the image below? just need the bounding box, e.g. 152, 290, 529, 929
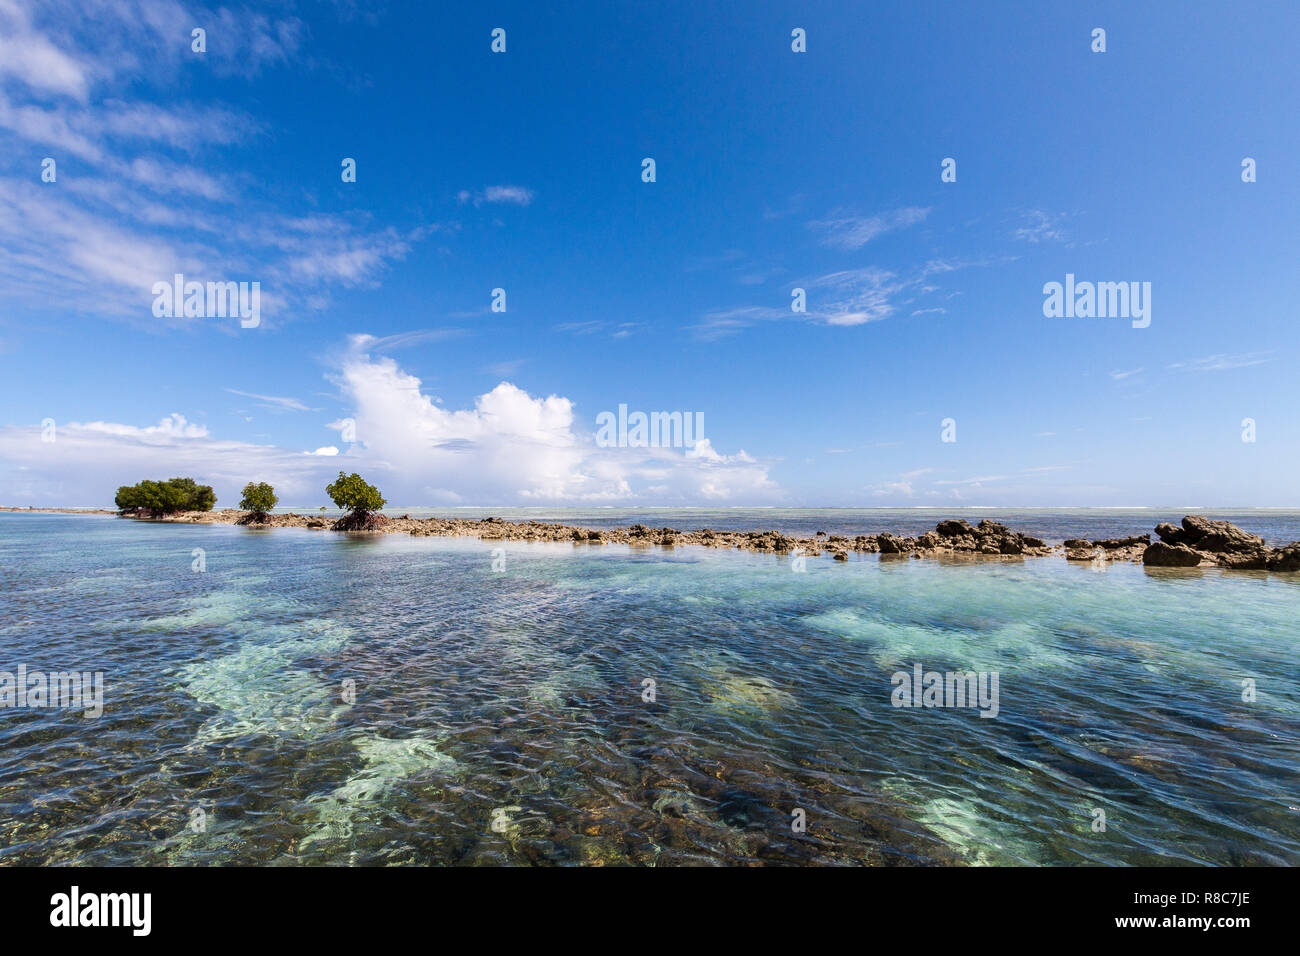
458, 185, 534, 207
335, 335, 779, 504
812, 268, 905, 326
1013, 210, 1068, 244
76, 412, 210, 439
694, 258, 985, 338
1167, 352, 1273, 373
225, 388, 313, 412
0, 3, 432, 326
0, 414, 337, 506
0, 338, 782, 506
809, 206, 929, 250
0, 1, 91, 100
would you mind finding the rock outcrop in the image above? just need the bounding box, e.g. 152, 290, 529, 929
1064, 533, 1149, 562
1143, 516, 1298, 570
1146, 516, 1273, 569
1267, 543, 1300, 572
120, 509, 1299, 573
1141, 541, 1205, 567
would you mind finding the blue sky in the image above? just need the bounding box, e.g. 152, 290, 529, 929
1, 0, 1297, 507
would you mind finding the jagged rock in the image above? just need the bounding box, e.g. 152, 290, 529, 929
877, 532, 909, 553
936, 519, 974, 538
832, 550, 848, 562
1218, 551, 1269, 570
1174, 515, 1265, 554
1064, 538, 1091, 549
853, 535, 879, 553
916, 531, 941, 549
1142, 541, 1204, 567
997, 535, 1025, 555
1154, 522, 1187, 544
976, 519, 1010, 537
1268, 543, 1300, 572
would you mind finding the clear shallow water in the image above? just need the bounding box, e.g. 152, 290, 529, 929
1, 513, 1297, 866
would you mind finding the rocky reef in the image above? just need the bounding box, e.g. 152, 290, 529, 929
119, 509, 1300, 572
1142, 515, 1300, 571
1063, 534, 1150, 562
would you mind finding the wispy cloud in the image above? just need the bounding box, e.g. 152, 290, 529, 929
360, 328, 468, 352
0, 1, 436, 327
1013, 209, 1068, 244
458, 185, 534, 207
554, 320, 639, 339
225, 388, 313, 412
1109, 367, 1144, 380
808, 206, 929, 250
1167, 351, 1274, 372
693, 258, 983, 339
813, 268, 907, 326
934, 474, 1012, 486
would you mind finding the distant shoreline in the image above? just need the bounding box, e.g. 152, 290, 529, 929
12, 507, 1283, 572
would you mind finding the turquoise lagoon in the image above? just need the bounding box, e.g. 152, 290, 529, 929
0, 512, 1296, 866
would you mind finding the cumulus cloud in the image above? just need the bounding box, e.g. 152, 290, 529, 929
331, 335, 779, 503
0, 337, 782, 507
76, 412, 210, 439
0, 415, 338, 505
